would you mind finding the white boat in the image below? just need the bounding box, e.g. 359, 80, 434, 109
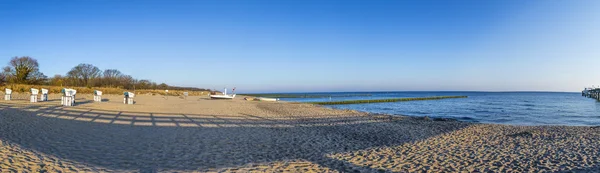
210, 94, 236, 99
257, 97, 278, 102
210, 88, 236, 99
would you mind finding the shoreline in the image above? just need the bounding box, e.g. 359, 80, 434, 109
307, 96, 468, 105
1, 94, 599, 172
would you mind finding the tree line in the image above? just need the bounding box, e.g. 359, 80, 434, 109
0, 56, 208, 91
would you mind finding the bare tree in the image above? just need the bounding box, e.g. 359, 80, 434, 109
0, 67, 9, 85
0, 73, 6, 85
158, 83, 169, 90
119, 75, 135, 89
3, 56, 46, 84
103, 69, 122, 78
102, 69, 123, 87
136, 79, 152, 89
67, 63, 102, 87
1, 57, 209, 92
150, 82, 158, 90
28, 71, 48, 85
49, 74, 65, 86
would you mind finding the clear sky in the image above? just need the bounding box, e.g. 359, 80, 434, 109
1, 0, 599, 92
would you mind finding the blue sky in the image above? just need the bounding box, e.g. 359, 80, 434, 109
1, 0, 599, 92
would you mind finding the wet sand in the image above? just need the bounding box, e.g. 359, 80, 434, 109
0, 94, 599, 172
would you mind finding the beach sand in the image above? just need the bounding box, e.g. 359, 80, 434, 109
0, 94, 599, 172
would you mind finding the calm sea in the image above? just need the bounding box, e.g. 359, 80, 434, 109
278, 92, 600, 126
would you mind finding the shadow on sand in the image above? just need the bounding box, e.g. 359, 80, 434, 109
0, 103, 473, 172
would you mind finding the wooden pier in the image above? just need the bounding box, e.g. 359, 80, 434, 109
582, 88, 600, 100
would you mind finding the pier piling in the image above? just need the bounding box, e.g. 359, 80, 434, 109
582, 87, 600, 101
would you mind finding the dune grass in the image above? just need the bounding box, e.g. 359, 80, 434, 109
307, 96, 468, 105
0, 84, 211, 96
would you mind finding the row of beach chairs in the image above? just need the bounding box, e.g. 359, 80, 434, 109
3, 88, 136, 106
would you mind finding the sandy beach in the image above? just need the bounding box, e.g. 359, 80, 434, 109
0, 94, 599, 172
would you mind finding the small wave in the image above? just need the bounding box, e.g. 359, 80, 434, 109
493, 118, 514, 122
458, 116, 477, 121
561, 115, 590, 118
312, 92, 599, 126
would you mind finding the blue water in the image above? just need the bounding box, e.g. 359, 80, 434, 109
278, 92, 600, 126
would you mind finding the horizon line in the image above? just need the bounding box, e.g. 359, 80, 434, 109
240, 90, 580, 94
